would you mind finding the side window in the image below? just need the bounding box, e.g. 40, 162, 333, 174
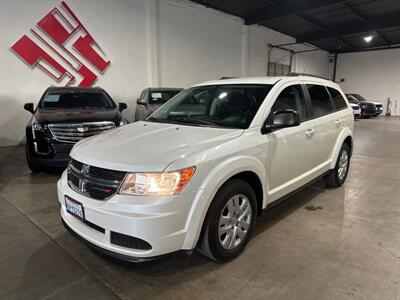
306, 84, 334, 117
327, 87, 348, 109
270, 85, 308, 121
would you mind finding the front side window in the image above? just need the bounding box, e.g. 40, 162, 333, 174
328, 87, 348, 109
269, 85, 308, 121
306, 85, 334, 117
40, 90, 115, 109
148, 84, 273, 129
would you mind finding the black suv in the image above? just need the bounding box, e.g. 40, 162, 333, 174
24, 87, 128, 171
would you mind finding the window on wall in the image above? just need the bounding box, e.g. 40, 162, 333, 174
268, 63, 290, 76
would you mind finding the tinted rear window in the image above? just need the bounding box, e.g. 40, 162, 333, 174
40, 91, 115, 109
306, 85, 334, 117
328, 87, 348, 109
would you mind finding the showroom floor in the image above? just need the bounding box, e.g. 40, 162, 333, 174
1, 117, 399, 300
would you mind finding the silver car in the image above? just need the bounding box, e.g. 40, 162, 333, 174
134, 87, 183, 121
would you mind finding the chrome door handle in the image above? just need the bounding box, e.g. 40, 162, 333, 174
305, 129, 316, 137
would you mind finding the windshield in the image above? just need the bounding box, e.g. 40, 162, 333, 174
351, 94, 368, 102
39, 90, 116, 109
149, 90, 182, 104
147, 84, 273, 129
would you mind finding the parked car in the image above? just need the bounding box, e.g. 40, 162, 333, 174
347, 100, 361, 119
134, 87, 183, 121
24, 87, 128, 171
346, 93, 382, 117
59, 75, 354, 262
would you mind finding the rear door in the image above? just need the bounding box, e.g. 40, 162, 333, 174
303, 82, 342, 171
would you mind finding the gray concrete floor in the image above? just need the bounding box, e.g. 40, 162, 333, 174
0, 117, 399, 300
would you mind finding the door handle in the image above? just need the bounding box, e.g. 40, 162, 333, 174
305, 128, 316, 137
334, 119, 341, 127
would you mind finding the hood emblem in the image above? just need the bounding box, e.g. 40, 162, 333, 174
77, 126, 89, 133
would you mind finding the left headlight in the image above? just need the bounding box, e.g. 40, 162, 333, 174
119, 167, 196, 196
31, 116, 44, 139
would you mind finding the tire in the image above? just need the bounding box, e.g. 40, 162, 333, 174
197, 178, 257, 262
324, 143, 350, 187
26, 143, 44, 173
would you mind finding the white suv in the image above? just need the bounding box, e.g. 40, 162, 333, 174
58, 75, 354, 262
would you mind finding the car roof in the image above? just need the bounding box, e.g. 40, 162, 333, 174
193, 75, 338, 88
46, 86, 105, 92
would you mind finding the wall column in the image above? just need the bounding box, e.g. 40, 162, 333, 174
145, 0, 160, 86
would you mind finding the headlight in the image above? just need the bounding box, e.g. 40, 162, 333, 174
119, 167, 196, 196
31, 116, 44, 139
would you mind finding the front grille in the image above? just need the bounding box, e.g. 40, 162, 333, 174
110, 231, 152, 250
67, 158, 126, 200
48, 121, 115, 143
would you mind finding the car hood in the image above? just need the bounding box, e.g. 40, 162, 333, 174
70, 121, 244, 172
35, 108, 121, 124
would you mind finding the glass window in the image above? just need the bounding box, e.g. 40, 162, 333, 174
149, 90, 182, 104
306, 85, 334, 117
328, 87, 348, 109
148, 85, 273, 129
270, 85, 308, 121
40, 90, 115, 109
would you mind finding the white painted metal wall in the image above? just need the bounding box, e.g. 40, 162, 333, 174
337, 49, 400, 115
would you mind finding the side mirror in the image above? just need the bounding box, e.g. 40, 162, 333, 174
261, 109, 301, 134
24, 103, 34, 114
136, 98, 147, 106
119, 102, 128, 111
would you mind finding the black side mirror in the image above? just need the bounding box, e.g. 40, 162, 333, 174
119, 102, 128, 111
24, 103, 34, 114
261, 109, 301, 134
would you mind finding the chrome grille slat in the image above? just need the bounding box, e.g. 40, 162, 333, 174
67, 158, 126, 200
48, 121, 114, 143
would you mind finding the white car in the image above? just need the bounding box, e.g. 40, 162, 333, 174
349, 102, 361, 118
58, 75, 354, 262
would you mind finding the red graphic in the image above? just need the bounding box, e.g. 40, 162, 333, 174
10, 1, 110, 87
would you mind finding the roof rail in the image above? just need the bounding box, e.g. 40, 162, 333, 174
219, 76, 237, 80
287, 72, 330, 80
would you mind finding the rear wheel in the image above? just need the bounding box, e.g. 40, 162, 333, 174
324, 143, 350, 187
197, 178, 257, 262
26, 143, 44, 173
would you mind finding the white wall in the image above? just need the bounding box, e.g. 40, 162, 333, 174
0, 0, 331, 147
337, 49, 400, 115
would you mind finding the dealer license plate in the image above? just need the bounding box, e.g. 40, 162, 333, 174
65, 196, 85, 221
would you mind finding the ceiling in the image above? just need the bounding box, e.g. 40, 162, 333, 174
190, 0, 400, 53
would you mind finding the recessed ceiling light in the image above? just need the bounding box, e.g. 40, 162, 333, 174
364, 36, 373, 43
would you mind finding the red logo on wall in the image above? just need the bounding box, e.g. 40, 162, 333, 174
10, 1, 110, 87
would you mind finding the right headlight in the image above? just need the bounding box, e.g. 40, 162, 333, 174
119, 167, 196, 196
31, 116, 44, 139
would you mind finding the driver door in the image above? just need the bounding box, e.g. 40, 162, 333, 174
264, 84, 317, 202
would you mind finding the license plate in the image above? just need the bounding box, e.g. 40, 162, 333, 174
65, 196, 85, 221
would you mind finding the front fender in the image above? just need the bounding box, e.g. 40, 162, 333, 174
182, 155, 267, 249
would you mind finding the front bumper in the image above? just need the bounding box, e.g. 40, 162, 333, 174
58, 171, 197, 259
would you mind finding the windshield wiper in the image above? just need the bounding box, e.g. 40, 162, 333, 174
172, 117, 217, 126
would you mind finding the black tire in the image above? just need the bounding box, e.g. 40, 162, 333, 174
26, 143, 44, 173
324, 143, 350, 187
197, 178, 257, 262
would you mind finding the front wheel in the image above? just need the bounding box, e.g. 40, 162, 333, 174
197, 178, 257, 262
26, 143, 44, 173
324, 143, 350, 187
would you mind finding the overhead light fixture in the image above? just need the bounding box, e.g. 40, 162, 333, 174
364, 36, 373, 43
